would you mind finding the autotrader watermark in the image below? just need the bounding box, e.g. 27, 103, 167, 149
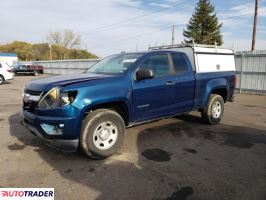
0, 188, 54, 199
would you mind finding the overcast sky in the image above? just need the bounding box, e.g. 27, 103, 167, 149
0, 0, 266, 57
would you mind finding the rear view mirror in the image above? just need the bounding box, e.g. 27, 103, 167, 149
136, 68, 154, 81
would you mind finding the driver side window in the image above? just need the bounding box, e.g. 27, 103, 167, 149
139, 54, 170, 78
20, 65, 27, 70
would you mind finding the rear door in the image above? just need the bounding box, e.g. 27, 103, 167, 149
132, 52, 179, 121
170, 52, 195, 112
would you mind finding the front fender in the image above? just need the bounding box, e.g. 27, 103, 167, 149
80, 97, 131, 118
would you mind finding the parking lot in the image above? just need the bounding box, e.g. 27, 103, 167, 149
0, 75, 265, 200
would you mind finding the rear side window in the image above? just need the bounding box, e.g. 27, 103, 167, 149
140, 54, 170, 78
0, 63, 2, 68
171, 53, 189, 74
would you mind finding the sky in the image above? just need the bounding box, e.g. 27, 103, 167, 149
0, 0, 265, 57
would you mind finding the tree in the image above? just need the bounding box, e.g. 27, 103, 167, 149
47, 29, 81, 59
68, 49, 98, 59
0, 40, 97, 61
32, 43, 50, 61
183, 0, 223, 45
0, 41, 33, 60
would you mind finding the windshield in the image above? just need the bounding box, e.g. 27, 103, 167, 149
12, 63, 21, 69
87, 53, 143, 74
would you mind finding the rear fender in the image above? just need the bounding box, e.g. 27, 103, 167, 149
202, 78, 228, 107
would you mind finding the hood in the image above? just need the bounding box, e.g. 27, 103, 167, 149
25, 73, 111, 92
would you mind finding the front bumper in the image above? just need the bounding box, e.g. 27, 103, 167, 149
20, 110, 79, 152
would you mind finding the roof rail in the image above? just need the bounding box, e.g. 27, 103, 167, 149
148, 42, 225, 51
149, 43, 188, 50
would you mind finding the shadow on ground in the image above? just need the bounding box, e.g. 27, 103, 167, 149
8, 113, 266, 200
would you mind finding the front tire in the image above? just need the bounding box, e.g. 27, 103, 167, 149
80, 109, 125, 159
201, 94, 224, 125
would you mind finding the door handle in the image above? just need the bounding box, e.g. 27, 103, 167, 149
165, 81, 175, 86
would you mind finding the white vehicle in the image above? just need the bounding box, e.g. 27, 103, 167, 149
0, 61, 14, 85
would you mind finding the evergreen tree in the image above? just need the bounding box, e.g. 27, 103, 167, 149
183, 0, 223, 45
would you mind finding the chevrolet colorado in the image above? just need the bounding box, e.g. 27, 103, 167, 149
21, 44, 236, 159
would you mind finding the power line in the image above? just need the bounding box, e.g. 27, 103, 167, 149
89, 25, 173, 49
79, 0, 195, 35
83, 23, 174, 44
83, 11, 251, 44
87, 13, 251, 48
220, 13, 251, 20
89, 24, 185, 49
80, 4, 248, 38
83, 13, 252, 52
81, 4, 251, 46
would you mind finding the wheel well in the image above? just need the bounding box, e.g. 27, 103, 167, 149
0, 74, 4, 81
211, 88, 227, 102
85, 101, 129, 125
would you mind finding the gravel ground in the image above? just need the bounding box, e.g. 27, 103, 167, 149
0, 75, 265, 200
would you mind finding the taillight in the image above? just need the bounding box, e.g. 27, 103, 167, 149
233, 75, 237, 89
6, 69, 12, 73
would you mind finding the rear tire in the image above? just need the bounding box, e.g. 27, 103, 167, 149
0, 75, 4, 85
201, 94, 224, 125
80, 109, 125, 159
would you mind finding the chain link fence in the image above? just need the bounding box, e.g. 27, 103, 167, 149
33, 59, 101, 74
235, 51, 266, 94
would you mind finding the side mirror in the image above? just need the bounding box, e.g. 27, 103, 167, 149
136, 68, 154, 81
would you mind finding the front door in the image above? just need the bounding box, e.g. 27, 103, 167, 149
132, 52, 179, 122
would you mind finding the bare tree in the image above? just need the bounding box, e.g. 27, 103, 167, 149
62, 30, 81, 49
47, 29, 81, 59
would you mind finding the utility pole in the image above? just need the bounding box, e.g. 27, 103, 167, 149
49, 43, 53, 60
171, 24, 175, 45
251, 0, 259, 51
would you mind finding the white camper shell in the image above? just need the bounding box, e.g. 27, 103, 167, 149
149, 43, 236, 73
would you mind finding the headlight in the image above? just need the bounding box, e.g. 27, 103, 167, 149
38, 87, 60, 109
38, 87, 77, 109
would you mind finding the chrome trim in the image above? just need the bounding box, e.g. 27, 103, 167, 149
137, 104, 150, 108
23, 93, 41, 102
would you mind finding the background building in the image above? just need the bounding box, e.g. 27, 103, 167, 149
0, 53, 18, 66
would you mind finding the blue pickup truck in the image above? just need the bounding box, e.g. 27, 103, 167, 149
21, 44, 236, 159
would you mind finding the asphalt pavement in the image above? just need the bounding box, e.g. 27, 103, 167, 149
0, 75, 265, 200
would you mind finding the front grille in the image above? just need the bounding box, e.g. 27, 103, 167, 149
23, 100, 38, 113
23, 89, 43, 113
